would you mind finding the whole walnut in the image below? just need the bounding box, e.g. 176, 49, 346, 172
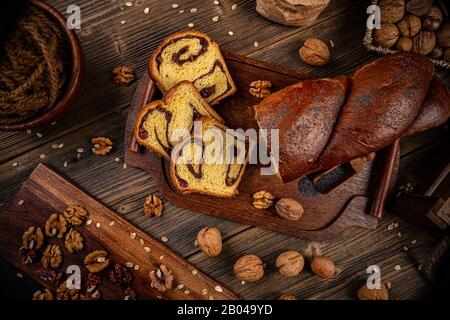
397, 37, 413, 51
437, 24, 450, 48
197, 227, 222, 257
413, 31, 436, 55
429, 46, 444, 59
357, 284, 389, 300
397, 15, 422, 37
279, 293, 297, 300
374, 23, 400, 48
276, 250, 304, 278
299, 38, 330, 67
310, 256, 337, 279
379, 0, 405, 23
423, 6, 443, 32
406, 0, 433, 16
234, 255, 264, 282
275, 198, 304, 221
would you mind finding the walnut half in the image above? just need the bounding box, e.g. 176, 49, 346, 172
41, 244, 63, 269
249, 80, 272, 99
91, 137, 113, 155
112, 66, 135, 86
45, 214, 68, 238
22, 226, 44, 250
252, 191, 275, 209
149, 264, 173, 292
84, 250, 110, 273
32, 288, 54, 300
144, 194, 163, 217
63, 205, 88, 226
56, 282, 85, 300
65, 230, 84, 254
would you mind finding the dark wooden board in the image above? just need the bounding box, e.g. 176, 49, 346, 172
125, 52, 400, 240
0, 164, 237, 300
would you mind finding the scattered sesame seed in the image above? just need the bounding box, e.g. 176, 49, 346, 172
125, 262, 134, 268
171, 3, 179, 8
18, 200, 24, 206
139, 238, 145, 245
144, 7, 150, 14
12, 162, 18, 167
231, 4, 238, 10
121, 20, 126, 24
125, 1, 132, 6
254, 41, 259, 48
144, 246, 151, 252
241, 281, 246, 285
51, 122, 57, 126
214, 285, 223, 293
394, 222, 399, 228
192, 269, 198, 276
36, 132, 43, 138
202, 288, 208, 295
418, 264, 423, 271
212, 15, 219, 22
86, 219, 93, 225
16, 272, 23, 278
109, 221, 115, 226
397, 232, 402, 237
76, 148, 84, 153
161, 236, 168, 242
214, 0, 220, 5
386, 282, 392, 289
96, 223, 101, 228
188, 22, 194, 28
209, 295, 214, 300
63, 161, 68, 167
58, 143, 64, 148
39, 154, 46, 159
134, 264, 140, 271
394, 265, 401, 271
114, 157, 120, 162
403, 246, 409, 251
177, 284, 185, 290
159, 255, 164, 260
123, 163, 128, 169
179, 9, 185, 14
190, 8, 198, 13
329, 40, 335, 48
194, 239, 198, 247
184, 289, 190, 295
52, 144, 59, 149
130, 232, 136, 239
26, 129, 32, 135
228, 31, 234, 36
387, 223, 394, 231
411, 240, 417, 245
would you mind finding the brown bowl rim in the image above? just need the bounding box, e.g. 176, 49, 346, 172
0, 0, 85, 131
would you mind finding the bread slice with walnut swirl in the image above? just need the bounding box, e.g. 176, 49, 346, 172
170, 117, 248, 198
149, 30, 236, 105
134, 81, 224, 160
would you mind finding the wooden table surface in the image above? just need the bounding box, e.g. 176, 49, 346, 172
1, 0, 449, 300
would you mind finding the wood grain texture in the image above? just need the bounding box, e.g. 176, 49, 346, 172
0, 0, 448, 300
0, 164, 237, 300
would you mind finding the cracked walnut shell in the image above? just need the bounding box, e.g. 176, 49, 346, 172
149, 264, 173, 292
234, 255, 264, 282
252, 191, 275, 209
56, 282, 85, 300
112, 66, 135, 86
276, 250, 304, 278
63, 205, 89, 226
32, 288, 54, 300
41, 244, 63, 269
65, 230, 84, 254
249, 80, 272, 99
197, 227, 222, 257
144, 194, 163, 217
84, 250, 110, 273
45, 213, 68, 238
91, 137, 113, 155
22, 226, 44, 250
299, 38, 330, 67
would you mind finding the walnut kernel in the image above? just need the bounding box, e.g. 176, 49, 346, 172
144, 194, 164, 217
45, 213, 68, 238
379, 0, 405, 24
149, 264, 173, 292
357, 283, 389, 300
112, 66, 135, 85
397, 15, 422, 38
276, 250, 304, 278
63, 205, 88, 226
22, 226, 44, 250
310, 256, 337, 279
56, 282, 85, 300
65, 230, 84, 254
91, 137, 113, 155
84, 250, 110, 273
299, 38, 330, 67
41, 244, 63, 269
374, 23, 400, 48
249, 80, 272, 99
252, 191, 275, 209
197, 227, 222, 257
234, 255, 264, 282
32, 288, 54, 300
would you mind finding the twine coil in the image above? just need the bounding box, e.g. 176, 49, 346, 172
0, 4, 69, 125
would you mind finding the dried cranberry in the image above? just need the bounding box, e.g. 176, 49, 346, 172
87, 273, 102, 287
35, 268, 62, 284
124, 287, 136, 300
19, 246, 38, 265
109, 263, 132, 286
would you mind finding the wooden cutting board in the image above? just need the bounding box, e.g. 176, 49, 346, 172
0, 164, 237, 300
125, 52, 400, 240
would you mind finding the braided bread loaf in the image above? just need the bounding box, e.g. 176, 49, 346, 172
255, 53, 450, 183
149, 31, 236, 106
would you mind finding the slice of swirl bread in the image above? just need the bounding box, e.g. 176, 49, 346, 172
134, 81, 224, 160
149, 30, 236, 105
170, 117, 248, 198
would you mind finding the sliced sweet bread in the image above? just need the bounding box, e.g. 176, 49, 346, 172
149, 30, 236, 105
170, 117, 248, 198
134, 81, 224, 159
